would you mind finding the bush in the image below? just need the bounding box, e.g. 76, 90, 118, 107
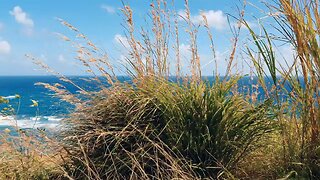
143, 78, 277, 177
61, 77, 277, 179
62, 84, 196, 179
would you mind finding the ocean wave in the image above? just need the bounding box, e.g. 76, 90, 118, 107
0, 115, 63, 129
2, 95, 18, 100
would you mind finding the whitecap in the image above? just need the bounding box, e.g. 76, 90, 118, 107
0, 115, 63, 129
2, 95, 17, 100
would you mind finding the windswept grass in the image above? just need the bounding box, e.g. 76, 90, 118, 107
59, 77, 277, 179
61, 84, 196, 179
1, 0, 319, 179
246, 0, 320, 178
0, 129, 64, 179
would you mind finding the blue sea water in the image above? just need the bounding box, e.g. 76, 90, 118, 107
0, 76, 279, 130
0, 76, 73, 130
0, 76, 133, 130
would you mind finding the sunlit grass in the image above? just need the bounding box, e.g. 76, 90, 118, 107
0, 0, 319, 179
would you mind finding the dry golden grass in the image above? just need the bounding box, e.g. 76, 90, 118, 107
1, 0, 319, 179
0, 131, 65, 179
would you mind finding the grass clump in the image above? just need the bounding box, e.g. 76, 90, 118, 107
0, 130, 64, 180
246, 0, 320, 178
60, 77, 277, 179
142, 78, 277, 178
1, 0, 318, 179
61, 84, 196, 179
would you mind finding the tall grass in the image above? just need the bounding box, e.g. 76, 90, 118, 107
28, 1, 275, 179
2, 0, 319, 179
0, 96, 65, 179
61, 85, 196, 179
0, 130, 63, 179
247, 0, 320, 178
141, 78, 277, 178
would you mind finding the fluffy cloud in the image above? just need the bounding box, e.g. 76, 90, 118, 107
114, 34, 130, 49
0, 40, 11, 55
101, 5, 116, 14
10, 6, 34, 27
195, 10, 227, 30
178, 10, 228, 30
179, 43, 191, 58
276, 45, 297, 71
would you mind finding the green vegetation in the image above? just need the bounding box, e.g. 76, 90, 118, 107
1, 0, 320, 179
61, 78, 277, 179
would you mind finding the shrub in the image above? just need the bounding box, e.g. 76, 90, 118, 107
61, 84, 196, 179
61, 77, 277, 179
142, 78, 277, 178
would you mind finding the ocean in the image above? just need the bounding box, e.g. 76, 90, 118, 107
0, 76, 273, 131
0, 76, 73, 130
0, 76, 135, 130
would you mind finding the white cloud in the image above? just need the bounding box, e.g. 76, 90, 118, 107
0, 40, 11, 55
197, 10, 228, 30
179, 43, 191, 58
178, 10, 228, 30
276, 45, 297, 71
177, 43, 191, 72
114, 34, 130, 49
10, 6, 34, 27
101, 5, 116, 14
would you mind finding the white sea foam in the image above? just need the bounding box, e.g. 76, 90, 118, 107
0, 115, 63, 129
2, 95, 17, 99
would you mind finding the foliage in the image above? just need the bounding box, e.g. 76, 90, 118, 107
1, 0, 319, 179
246, 0, 320, 178
61, 84, 196, 179
141, 78, 277, 178
0, 130, 64, 180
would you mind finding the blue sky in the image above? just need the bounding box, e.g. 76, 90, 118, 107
0, 0, 278, 76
